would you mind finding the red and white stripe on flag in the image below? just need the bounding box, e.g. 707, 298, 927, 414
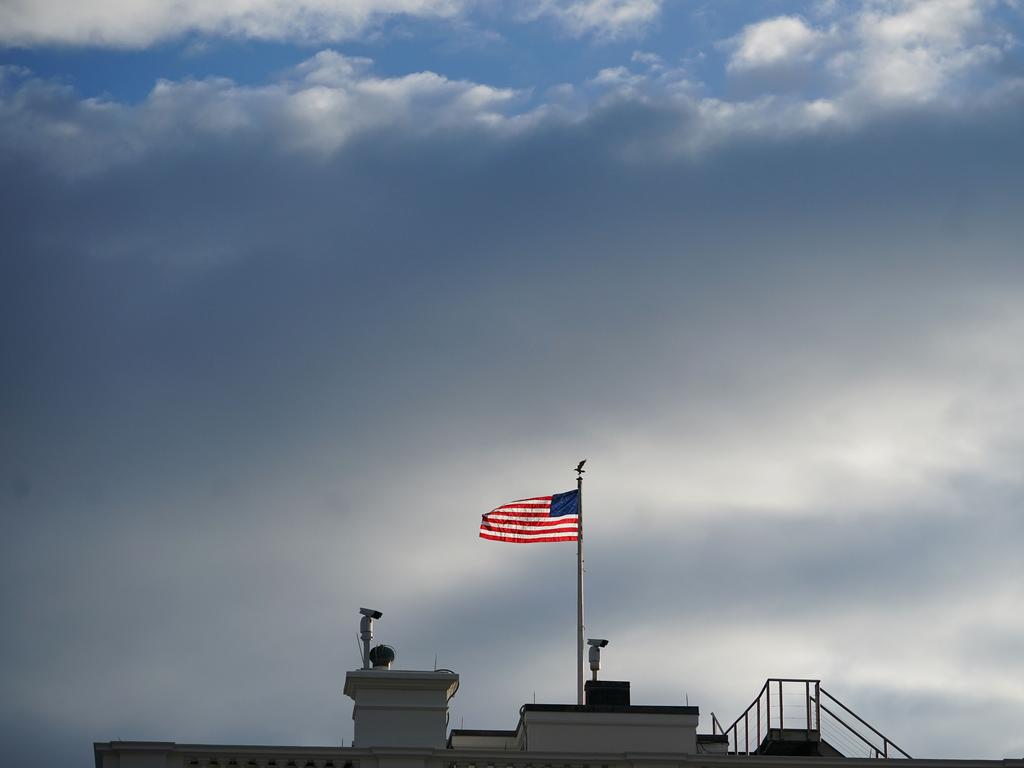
479, 493, 579, 543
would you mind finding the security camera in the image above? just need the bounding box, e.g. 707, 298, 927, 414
359, 608, 383, 669
587, 638, 608, 680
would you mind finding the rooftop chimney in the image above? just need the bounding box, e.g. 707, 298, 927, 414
344, 667, 459, 748
585, 680, 630, 706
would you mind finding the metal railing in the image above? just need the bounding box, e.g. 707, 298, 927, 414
816, 686, 912, 759
712, 678, 910, 759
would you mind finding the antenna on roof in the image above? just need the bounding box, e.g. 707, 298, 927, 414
587, 638, 609, 681
359, 607, 383, 669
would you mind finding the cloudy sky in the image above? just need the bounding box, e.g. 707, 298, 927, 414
3, 0, 1024, 764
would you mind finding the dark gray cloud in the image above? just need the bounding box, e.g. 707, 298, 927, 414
3, 66, 1024, 767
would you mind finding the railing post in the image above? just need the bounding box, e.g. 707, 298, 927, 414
806, 681, 811, 735
745, 710, 749, 755
757, 695, 761, 749
884, 739, 888, 758
815, 681, 820, 731
766, 682, 771, 732
778, 681, 784, 731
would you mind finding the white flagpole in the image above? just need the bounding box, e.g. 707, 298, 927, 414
576, 462, 585, 706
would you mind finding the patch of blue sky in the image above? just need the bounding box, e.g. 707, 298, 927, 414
1, 38, 307, 102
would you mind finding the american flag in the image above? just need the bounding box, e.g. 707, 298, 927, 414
479, 489, 580, 543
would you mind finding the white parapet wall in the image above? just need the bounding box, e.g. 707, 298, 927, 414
519, 705, 699, 753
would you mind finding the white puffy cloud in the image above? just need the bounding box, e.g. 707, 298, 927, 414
725, 15, 827, 72
588, 65, 647, 89
521, 0, 662, 39
0, 52, 526, 175
630, 50, 665, 70
722, 1, 1019, 116
0, 0, 666, 46
0, 0, 468, 47
836, 0, 1011, 104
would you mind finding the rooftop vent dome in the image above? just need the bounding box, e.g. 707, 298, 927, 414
368, 644, 395, 669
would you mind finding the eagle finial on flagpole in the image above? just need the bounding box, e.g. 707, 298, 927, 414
575, 459, 586, 476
